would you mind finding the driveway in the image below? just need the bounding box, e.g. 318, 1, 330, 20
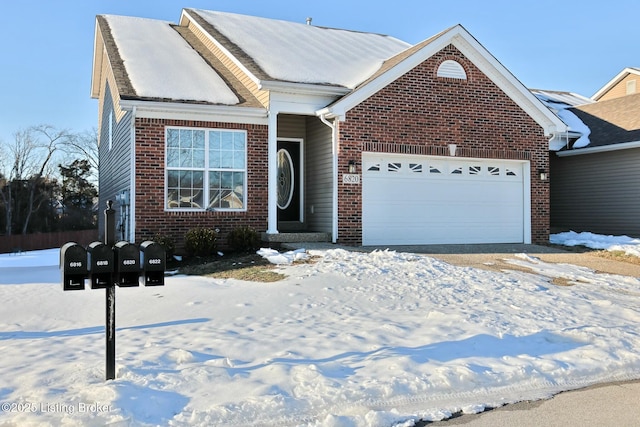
401, 243, 640, 278
287, 242, 640, 278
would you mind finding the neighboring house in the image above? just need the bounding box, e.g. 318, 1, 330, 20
91, 9, 567, 249
543, 69, 640, 237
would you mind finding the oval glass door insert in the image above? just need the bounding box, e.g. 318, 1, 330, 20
277, 149, 295, 209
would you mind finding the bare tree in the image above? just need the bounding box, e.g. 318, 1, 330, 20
60, 127, 99, 182
0, 125, 73, 235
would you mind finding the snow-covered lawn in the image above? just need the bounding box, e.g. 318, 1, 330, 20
1, 233, 640, 426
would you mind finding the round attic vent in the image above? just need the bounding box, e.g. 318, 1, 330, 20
437, 60, 467, 80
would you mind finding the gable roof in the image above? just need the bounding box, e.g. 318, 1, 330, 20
94, 15, 239, 105
319, 25, 568, 139
592, 67, 640, 101
92, 9, 568, 142
185, 9, 411, 90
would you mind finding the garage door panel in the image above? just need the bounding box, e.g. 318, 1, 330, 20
362, 154, 526, 245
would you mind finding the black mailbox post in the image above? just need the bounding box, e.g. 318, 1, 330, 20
60, 242, 88, 291
140, 241, 166, 286
60, 201, 166, 381
87, 241, 114, 289
114, 241, 141, 287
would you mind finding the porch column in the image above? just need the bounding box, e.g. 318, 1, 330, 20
267, 110, 278, 234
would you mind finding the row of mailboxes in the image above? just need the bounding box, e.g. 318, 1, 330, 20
60, 241, 166, 291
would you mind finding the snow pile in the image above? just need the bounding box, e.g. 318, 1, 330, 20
534, 92, 591, 149
257, 247, 309, 264
551, 231, 640, 257
556, 108, 591, 148
105, 15, 239, 105
1, 243, 640, 426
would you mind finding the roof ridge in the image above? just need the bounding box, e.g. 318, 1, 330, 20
172, 24, 263, 108
184, 9, 270, 81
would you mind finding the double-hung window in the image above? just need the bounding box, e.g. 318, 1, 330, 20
165, 127, 247, 211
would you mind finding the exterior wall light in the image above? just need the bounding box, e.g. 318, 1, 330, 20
348, 160, 357, 173
539, 168, 548, 181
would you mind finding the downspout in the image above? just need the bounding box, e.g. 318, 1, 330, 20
129, 106, 137, 243
319, 113, 338, 244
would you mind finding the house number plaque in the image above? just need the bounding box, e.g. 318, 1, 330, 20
342, 174, 360, 184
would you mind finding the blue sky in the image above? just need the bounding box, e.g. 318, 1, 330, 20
0, 0, 637, 144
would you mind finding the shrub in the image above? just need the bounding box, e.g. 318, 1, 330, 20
153, 233, 175, 260
184, 227, 217, 257
227, 225, 261, 253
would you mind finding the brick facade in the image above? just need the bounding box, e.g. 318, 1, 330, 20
134, 118, 269, 251
130, 46, 552, 249
336, 45, 550, 245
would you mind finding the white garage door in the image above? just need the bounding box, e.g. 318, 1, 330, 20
362, 153, 529, 245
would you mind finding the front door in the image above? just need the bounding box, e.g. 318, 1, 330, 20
277, 140, 302, 223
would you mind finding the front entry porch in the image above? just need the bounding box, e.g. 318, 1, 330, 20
265, 114, 336, 243
261, 231, 332, 243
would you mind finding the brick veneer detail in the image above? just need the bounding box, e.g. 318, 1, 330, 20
336, 45, 550, 245
134, 118, 268, 251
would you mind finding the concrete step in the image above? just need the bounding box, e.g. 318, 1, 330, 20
261, 232, 331, 243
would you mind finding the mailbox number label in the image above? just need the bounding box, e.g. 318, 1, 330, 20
148, 258, 162, 265
68, 262, 83, 268
96, 260, 109, 266
122, 259, 136, 266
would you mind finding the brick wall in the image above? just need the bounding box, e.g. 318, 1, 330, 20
134, 118, 268, 252
337, 44, 550, 245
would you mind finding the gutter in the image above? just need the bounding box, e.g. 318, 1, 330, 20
319, 113, 339, 244
119, 100, 268, 125
556, 140, 640, 157
259, 80, 350, 97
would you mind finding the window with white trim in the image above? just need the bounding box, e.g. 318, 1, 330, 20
165, 127, 247, 211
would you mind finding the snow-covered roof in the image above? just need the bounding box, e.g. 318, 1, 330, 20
533, 90, 592, 150
531, 89, 593, 108
103, 15, 239, 105
534, 88, 640, 152
191, 9, 411, 89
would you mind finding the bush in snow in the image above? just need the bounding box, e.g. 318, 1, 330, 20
184, 227, 217, 257
226, 225, 261, 253
153, 233, 176, 260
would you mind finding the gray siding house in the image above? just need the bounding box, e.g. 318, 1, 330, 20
546, 69, 640, 237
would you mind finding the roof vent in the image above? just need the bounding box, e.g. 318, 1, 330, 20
306, 17, 312, 25
437, 60, 467, 80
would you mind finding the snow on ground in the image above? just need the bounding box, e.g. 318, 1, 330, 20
1, 237, 640, 426
551, 230, 640, 257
